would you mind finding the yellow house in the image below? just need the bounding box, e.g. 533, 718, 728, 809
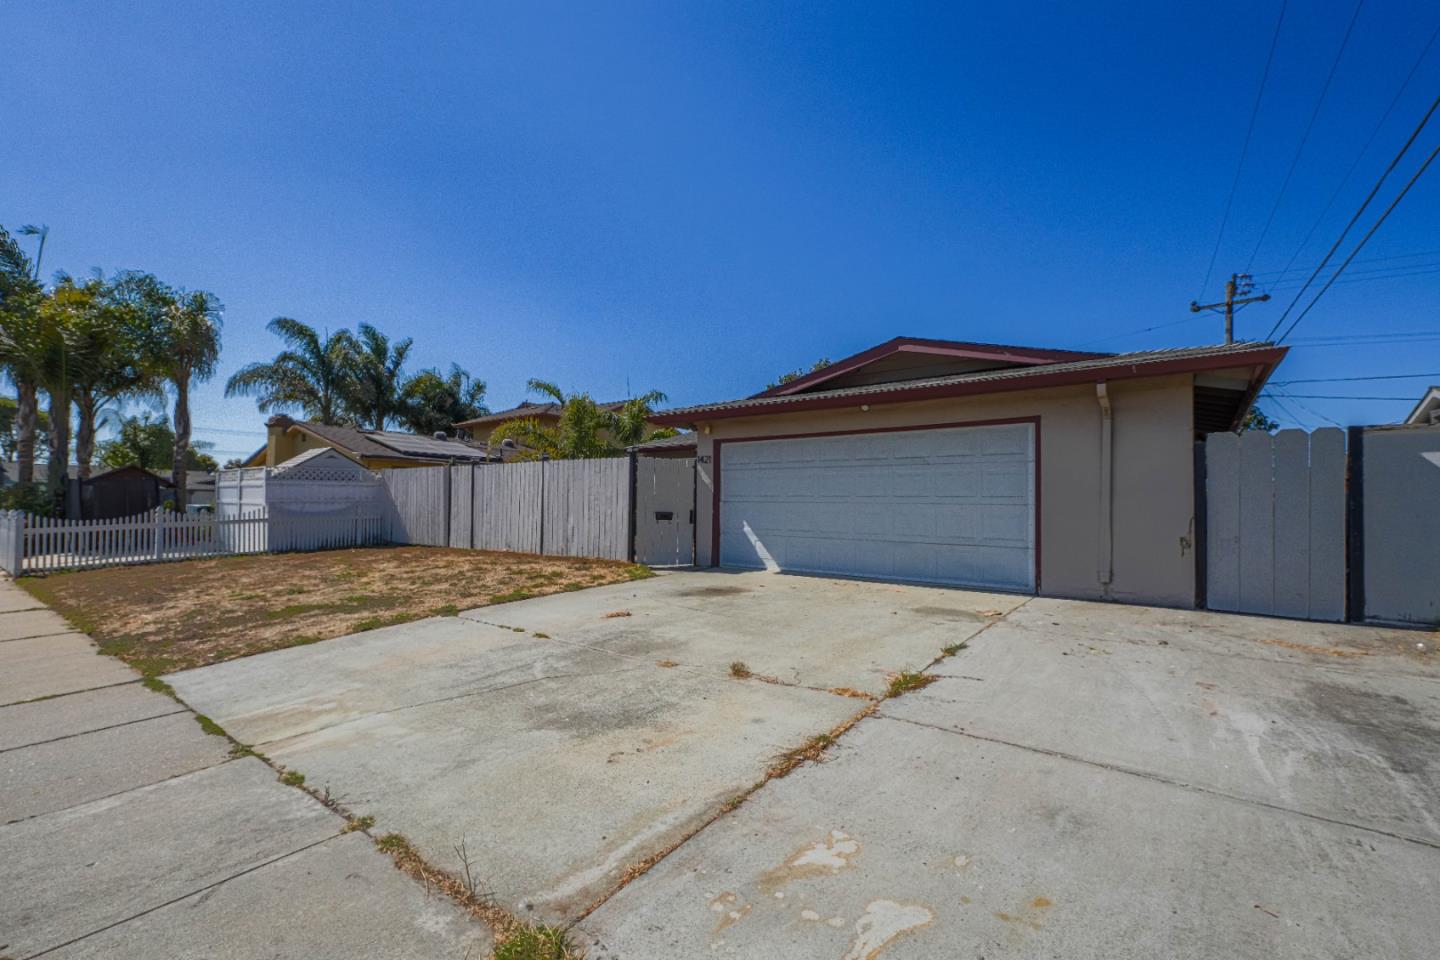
243, 415, 496, 470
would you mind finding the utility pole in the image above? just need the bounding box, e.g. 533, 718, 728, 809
1190, 273, 1269, 344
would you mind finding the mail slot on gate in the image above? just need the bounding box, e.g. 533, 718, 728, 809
654, 511, 674, 522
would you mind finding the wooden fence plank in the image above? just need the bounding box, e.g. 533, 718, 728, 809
1205, 433, 1242, 612
1308, 428, 1347, 621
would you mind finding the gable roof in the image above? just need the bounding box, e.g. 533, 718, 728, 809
757, 336, 1113, 398
1406, 386, 1440, 425
273, 417, 492, 463
651, 341, 1287, 430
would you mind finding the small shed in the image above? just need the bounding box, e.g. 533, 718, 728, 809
66, 465, 174, 520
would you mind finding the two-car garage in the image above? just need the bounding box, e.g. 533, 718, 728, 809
715, 421, 1037, 592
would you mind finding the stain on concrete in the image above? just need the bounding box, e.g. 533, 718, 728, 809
676, 586, 750, 598
995, 893, 1054, 932
1301, 680, 1439, 776
708, 891, 751, 932
760, 829, 861, 891
841, 899, 934, 960
911, 606, 986, 622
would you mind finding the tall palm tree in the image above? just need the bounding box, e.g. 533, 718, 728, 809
155, 288, 222, 511
345, 322, 413, 431
0, 226, 44, 485
610, 390, 674, 447
66, 277, 155, 478
225, 317, 356, 425
402, 363, 488, 436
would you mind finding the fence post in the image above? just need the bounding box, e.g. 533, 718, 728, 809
627, 452, 638, 564
152, 512, 162, 561
4, 512, 23, 574
1193, 440, 1207, 611
538, 455, 548, 555
1345, 426, 1365, 623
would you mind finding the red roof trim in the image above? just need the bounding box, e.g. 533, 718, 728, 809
655, 347, 1288, 426
758, 336, 1113, 398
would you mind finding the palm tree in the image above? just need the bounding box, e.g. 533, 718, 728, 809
225, 317, 357, 425
154, 288, 222, 511
402, 363, 488, 436
610, 390, 674, 447
66, 277, 155, 478
489, 380, 672, 460
30, 275, 106, 498
0, 226, 44, 485
345, 322, 414, 431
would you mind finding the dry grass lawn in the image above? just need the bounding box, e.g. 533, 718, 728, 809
20, 546, 651, 676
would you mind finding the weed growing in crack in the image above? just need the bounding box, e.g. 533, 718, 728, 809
494, 925, 575, 960
941, 640, 970, 656
342, 815, 375, 833
729, 661, 752, 679
280, 770, 306, 787
194, 714, 227, 737
886, 671, 937, 697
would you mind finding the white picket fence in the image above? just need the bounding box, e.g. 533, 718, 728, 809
0, 507, 386, 575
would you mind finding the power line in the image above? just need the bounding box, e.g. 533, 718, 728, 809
1251, 247, 1440, 278
1245, 0, 1366, 272
1269, 387, 1345, 426
1265, 262, 1440, 290
1196, 0, 1289, 301
1276, 139, 1440, 343
1272, 371, 1440, 384
1277, 393, 1416, 399
1269, 19, 1440, 281
1075, 316, 1200, 348
1265, 90, 1440, 340
1289, 330, 1440, 347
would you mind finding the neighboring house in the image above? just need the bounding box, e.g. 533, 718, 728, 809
629, 431, 697, 458
649, 335, 1286, 608
0, 462, 80, 488
454, 400, 669, 444
243, 415, 496, 469
1404, 386, 1439, 425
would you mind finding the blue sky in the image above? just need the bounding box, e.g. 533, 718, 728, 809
5, 0, 1439, 460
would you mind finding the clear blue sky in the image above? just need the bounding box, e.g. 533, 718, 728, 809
5, 0, 1439, 460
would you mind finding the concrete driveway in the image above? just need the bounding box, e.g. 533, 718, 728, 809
584, 593, 1440, 959
166, 571, 1021, 922
164, 569, 1440, 957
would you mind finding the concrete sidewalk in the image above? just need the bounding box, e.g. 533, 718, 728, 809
0, 577, 488, 960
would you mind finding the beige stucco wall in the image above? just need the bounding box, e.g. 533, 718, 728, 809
692, 372, 1197, 608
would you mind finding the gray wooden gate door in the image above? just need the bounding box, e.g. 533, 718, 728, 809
1205, 428, 1346, 621
634, 457, 694, 566
1358, 424, 1440, 625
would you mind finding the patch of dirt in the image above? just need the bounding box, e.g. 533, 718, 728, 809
20, 546, 650, 675
676, 585, 749, 598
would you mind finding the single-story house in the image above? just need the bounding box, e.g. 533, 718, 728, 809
1405, 386, 1439, 425
243, 415, 496, 470
649, 336, 1286, 608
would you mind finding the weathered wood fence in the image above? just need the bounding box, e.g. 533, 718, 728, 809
384, 459, 633, 561
0, 507, 386, 575
1201, 423, 1440, 625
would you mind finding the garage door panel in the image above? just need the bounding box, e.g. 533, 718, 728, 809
719, 423, 1036, 591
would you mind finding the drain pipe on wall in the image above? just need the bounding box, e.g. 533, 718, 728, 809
1096, 382, 1114, 595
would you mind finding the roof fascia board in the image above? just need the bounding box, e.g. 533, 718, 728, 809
654, 347, 1288, 426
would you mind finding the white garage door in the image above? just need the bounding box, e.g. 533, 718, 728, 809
718, 422, 1035, 591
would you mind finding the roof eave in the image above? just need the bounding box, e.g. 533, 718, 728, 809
652, 347, 1289, 427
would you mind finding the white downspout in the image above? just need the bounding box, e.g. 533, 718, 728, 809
1096, 382, 1114, 592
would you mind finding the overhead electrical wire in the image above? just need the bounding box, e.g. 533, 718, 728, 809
1268, 19, 1440, 280
1271, 371, 1440, 384
1251, 247, 1440, 278
1264, 88, 1440, 340
1275, 138, 1440, 343
1196, 0, 1289, 301
1244, 0, 1367, 272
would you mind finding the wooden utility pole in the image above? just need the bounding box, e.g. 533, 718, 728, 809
1191, 273, 1269, 344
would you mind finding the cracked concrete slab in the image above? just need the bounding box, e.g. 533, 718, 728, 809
172, 614, 862, 923
0, 606, 79, 642
0, 632, 136, 705
166, 615, 549, 745
896, 599, 1440, 844
0, 682, 182, 752
1, 710, 232, 822
0, 758, 341, 958
46, 832, 490, 960
0, 582, 45, 613
583, 716, 1440, 960
462, 570, 1024, 694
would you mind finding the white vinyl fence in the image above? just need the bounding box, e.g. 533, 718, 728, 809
0, 506, 385, 575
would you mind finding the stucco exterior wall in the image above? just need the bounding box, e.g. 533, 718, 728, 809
692, 373, 1197, 607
